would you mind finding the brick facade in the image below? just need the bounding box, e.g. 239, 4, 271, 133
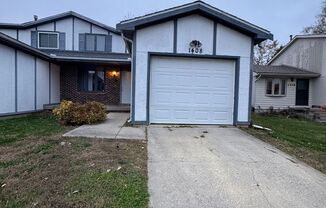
60, 65, 121, 105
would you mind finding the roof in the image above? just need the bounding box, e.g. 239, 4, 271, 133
42, 49, 131, 63
0, 32, 130, 64
117, 0, 273, 44
253, 64, 320, 78
0, 11, 120, 35
268, 34, 326, 64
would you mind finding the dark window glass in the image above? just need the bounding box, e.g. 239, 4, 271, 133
85, 34, 106, 51
266, 79, 272, 95
96, 35, 105, 51
78, 69, 104, 92
39, 33, 58, 48
281, 79, 286, 95
86, 35, 96, 51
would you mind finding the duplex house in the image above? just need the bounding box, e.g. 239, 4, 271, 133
0, 1, 272, 125
253, 35, 325, 110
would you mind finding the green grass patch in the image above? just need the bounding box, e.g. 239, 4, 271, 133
0, 160, 18, 169
67, 169, 148, 208
243, 113, 326, 173
0, 113, 65, 146
251, 113, 326, 152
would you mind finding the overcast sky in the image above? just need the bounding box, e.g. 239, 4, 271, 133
0, 0, 322, 45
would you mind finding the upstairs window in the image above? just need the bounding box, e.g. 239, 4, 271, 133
38, 32, 59, 49
79, 33, 111, 52
85, 34, 106, 52
266, 79, 286, 96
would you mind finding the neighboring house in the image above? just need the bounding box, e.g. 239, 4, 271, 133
253, 34, 326, 110
0, 1, 273, 125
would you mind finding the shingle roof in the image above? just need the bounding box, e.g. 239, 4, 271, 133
42, 49, 131, 63
253, 65, 320, 78
117, 0, 272, 44
0, 11, 120, 35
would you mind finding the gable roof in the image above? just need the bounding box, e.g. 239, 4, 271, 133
268, 34, 326, 65
253, 64, 320, 78
0, 11, 120, 35
117, 0, 273, 44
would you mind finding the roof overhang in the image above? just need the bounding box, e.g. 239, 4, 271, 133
0, 11, 120, 35
117, 1, 273, 44
256, 73, 320, 78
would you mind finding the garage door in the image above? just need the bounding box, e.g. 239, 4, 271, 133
150, 56, 235, 124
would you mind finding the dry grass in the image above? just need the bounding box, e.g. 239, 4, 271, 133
0, 113, 148, 208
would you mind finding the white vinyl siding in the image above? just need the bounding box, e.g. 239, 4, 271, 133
254, 77, 313, 110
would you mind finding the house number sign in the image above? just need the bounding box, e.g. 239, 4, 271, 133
189, 40, 203, 54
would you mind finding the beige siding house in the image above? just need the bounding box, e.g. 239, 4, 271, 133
253, 35, 326, 110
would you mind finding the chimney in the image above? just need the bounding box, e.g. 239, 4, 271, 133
33, 15, 38, 21
290, 35, 293, 41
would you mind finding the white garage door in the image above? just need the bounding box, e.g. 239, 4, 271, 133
150, 56, 235, 124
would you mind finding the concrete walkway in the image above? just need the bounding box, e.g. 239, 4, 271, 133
63, 113, 145, 140
148, 126, 326, 208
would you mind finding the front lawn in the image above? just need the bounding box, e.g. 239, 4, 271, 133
0, 113, 148, 208
243, 113, 326, 173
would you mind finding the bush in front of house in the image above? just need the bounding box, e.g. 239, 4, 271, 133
53, 100, 107, 125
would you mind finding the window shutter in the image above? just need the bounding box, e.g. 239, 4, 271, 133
105, 34, 112, 52
79, 34, 86, 51
59, 32, 66, 50
31, 31, 38, 48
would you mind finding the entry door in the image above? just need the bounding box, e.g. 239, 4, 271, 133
296, 79, 309, 106
150, 56, 235, 125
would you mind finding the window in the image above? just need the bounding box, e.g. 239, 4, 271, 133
38, 32, 59, 49
85, 34, 106, 52
78, 69, 105, 92
266, 79, 286, 96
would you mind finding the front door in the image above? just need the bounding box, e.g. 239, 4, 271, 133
296, 79, 309, 106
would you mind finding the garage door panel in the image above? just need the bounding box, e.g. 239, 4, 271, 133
150, 57, 235, 124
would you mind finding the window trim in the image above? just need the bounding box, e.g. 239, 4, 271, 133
78, 69, 106, 93
85, 33, 107, 52
38, 31, 60, 49
265, 78, 287, 97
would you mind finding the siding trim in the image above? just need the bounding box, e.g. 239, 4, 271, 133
131, 31, 137, 123
213, 22, 217, 55
90, 23, 93, 33
54, 21, 56, 31
16, 29, 19, 40
34, 57, 37, 110
15, 49, 18, 112
72, 17, 75, 50
173, 19, 178, 53
145, 52, 240, 125
248, 38, 254, 123
49, 63, 51, 104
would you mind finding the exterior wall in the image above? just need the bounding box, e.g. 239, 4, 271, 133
133, 14, 252, 124
270, 38, 326, 106
0, 44, 15, 114
215, 23, 252, 122
134, 21, 174, 121
254, 77, 313, 109
0, 16, 126, 53
0, 42, 60, 115
0, 29, 17, 39
60, 66, 120, 105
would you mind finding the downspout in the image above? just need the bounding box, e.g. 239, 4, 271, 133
121, 33, 133, 123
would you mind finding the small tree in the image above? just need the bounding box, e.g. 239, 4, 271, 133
303, 1, 326, 34
254, 40, 282, 65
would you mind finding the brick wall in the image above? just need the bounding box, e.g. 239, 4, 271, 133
60, 65, 120, 105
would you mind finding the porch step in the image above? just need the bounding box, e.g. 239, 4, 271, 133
106, 105, 130, 112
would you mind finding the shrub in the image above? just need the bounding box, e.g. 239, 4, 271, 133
53, 101, 107, 125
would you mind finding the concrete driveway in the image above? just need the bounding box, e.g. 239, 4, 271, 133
148, 126, 326, 208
